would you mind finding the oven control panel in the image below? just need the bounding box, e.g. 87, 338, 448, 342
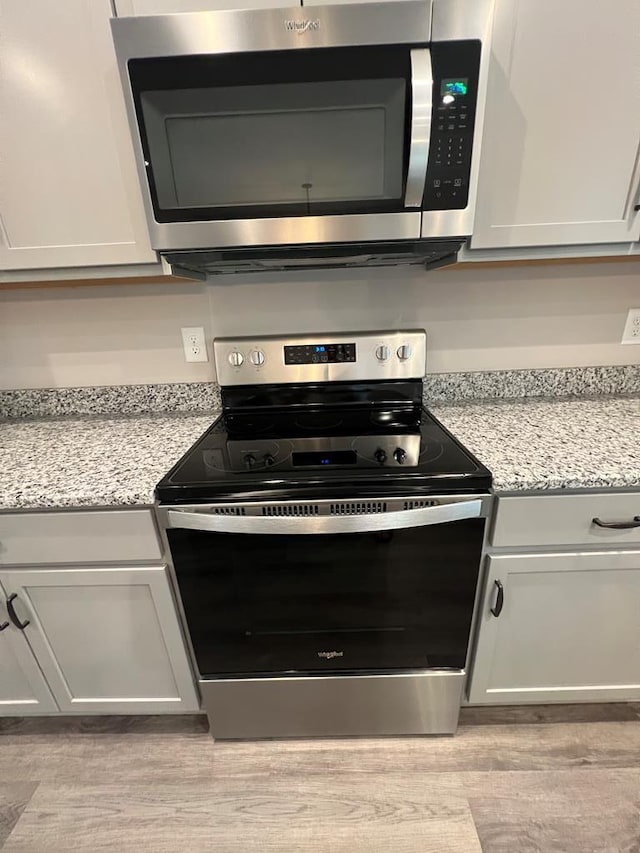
214, 330, 427, 387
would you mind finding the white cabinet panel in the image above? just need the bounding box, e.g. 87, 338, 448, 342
0, 589, 58, 715
491, 493, 640, 549
0, 566, 199, 714
0, 509, 162, 566
115, 0, 298, 13
0, 0, 156, 270
468, 551, 640, 704
472, 0, 640, 248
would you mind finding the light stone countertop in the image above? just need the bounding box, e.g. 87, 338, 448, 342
0, 412, 215, 510
431, 395, 640, 493
0, 395, 638, 510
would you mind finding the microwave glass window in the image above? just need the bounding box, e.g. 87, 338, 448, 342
141, 79, 406, 212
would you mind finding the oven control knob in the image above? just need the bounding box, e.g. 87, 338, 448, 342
250, 349, 265, 366
375, 344, 391, 362
397, 344, 412, 361
263, 453, 275, 467
244, 454, 257, 469
394, 447, 407, 465
228, 351, 244, 367
374, 448, 387, 465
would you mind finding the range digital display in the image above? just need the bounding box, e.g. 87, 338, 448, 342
441, 78, 469, 97
284, 342, 356, 365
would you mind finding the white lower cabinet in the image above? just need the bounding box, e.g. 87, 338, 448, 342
0, 614, 57, 715
0, 566, 199, 715
468, 550, 640, 704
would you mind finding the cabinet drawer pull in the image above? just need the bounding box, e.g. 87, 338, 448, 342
490, 579, 504, 617
6, 594, 30, 630
592, 515, 640, 530
0, 618, 8, 631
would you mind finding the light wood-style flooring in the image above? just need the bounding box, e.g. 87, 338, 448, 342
1, 704, 639, 852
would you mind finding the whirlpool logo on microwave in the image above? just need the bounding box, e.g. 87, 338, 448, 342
284, 19, 320, 34
318, 650, 344, 660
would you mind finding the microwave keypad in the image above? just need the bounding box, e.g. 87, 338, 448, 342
423, 41, 481, 213
424, 100, 474, 210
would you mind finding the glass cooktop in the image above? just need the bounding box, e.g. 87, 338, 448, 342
156, 405, 491, 503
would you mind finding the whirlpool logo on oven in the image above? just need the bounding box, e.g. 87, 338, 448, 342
317, 650, 344, 660
284, 19, 320, 34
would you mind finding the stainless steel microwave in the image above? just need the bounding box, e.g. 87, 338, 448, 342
111, 0, 491, 276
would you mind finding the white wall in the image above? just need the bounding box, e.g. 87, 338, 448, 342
1, 261, 639, 389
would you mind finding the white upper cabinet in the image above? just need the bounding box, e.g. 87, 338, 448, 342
114, 0, 299, 13
0, 0, 157, 271
471, 0, 640, 249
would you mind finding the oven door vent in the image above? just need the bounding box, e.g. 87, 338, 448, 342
403, 499, 440, 510
211, 506, 246, 515
262, 504, 320, 517
330, 502, 387, 515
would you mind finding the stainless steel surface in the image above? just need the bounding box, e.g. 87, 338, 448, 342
111, 2, 433, 59
142, 212, 423, 253
165, 496, 485, 535
199, 670, 465, 738
111, 0, 493, 254
404, 49, 433, 208
422, 0, 493, 240
226, 434, 422, 470
112, 3, 431, 253
213, 330, 427, 386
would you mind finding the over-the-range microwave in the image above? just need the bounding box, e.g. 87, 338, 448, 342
111, 0, 492, 276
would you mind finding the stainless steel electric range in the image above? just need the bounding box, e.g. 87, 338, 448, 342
156, 330, 492, 738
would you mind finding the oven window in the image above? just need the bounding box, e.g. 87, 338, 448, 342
169, 518, 485, 678
128, 45, 416, 221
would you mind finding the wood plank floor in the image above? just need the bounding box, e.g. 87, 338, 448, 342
1, 704, 639, 852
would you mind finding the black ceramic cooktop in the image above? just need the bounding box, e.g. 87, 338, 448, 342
156, 405, 491, 503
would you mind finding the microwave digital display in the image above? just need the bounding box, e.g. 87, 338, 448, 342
441, 78, 468, 97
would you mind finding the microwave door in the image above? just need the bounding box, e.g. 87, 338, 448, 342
404, 49, 433, 208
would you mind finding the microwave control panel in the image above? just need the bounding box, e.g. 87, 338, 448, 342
423, 41, 481, 211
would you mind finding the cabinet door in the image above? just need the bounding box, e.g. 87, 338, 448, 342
0, 0, 156, 270
471, 0, 640, 249
0, 588, 57, 715
0, 567, 199, 714
468, 551, 640, 704
114, 0, 299, 13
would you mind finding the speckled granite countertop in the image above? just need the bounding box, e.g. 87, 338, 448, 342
431, 396, 640, 493
0, 412, 214, 509
0, 395, 638, 509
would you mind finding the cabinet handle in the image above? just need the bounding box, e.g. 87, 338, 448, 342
6, 594, 30, 630
0, 619, 8, 631
592, 515, 640, 530
490, 579, 504, 617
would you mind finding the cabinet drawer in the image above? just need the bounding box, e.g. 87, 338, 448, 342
0, 509, 162, 565
492, 493, 640, 548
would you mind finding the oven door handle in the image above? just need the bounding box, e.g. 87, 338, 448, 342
166, 499, 483, 536
404, 48, 433, 208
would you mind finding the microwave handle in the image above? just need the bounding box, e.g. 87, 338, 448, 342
166, 499, 482, 536
404, 48, 433, 208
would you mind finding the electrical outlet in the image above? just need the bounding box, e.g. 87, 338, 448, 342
621, 309, 640, 345
181, 327, 208, 362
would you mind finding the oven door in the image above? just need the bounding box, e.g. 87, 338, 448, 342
111, 2, 434, 251
163, 497, 488, 679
